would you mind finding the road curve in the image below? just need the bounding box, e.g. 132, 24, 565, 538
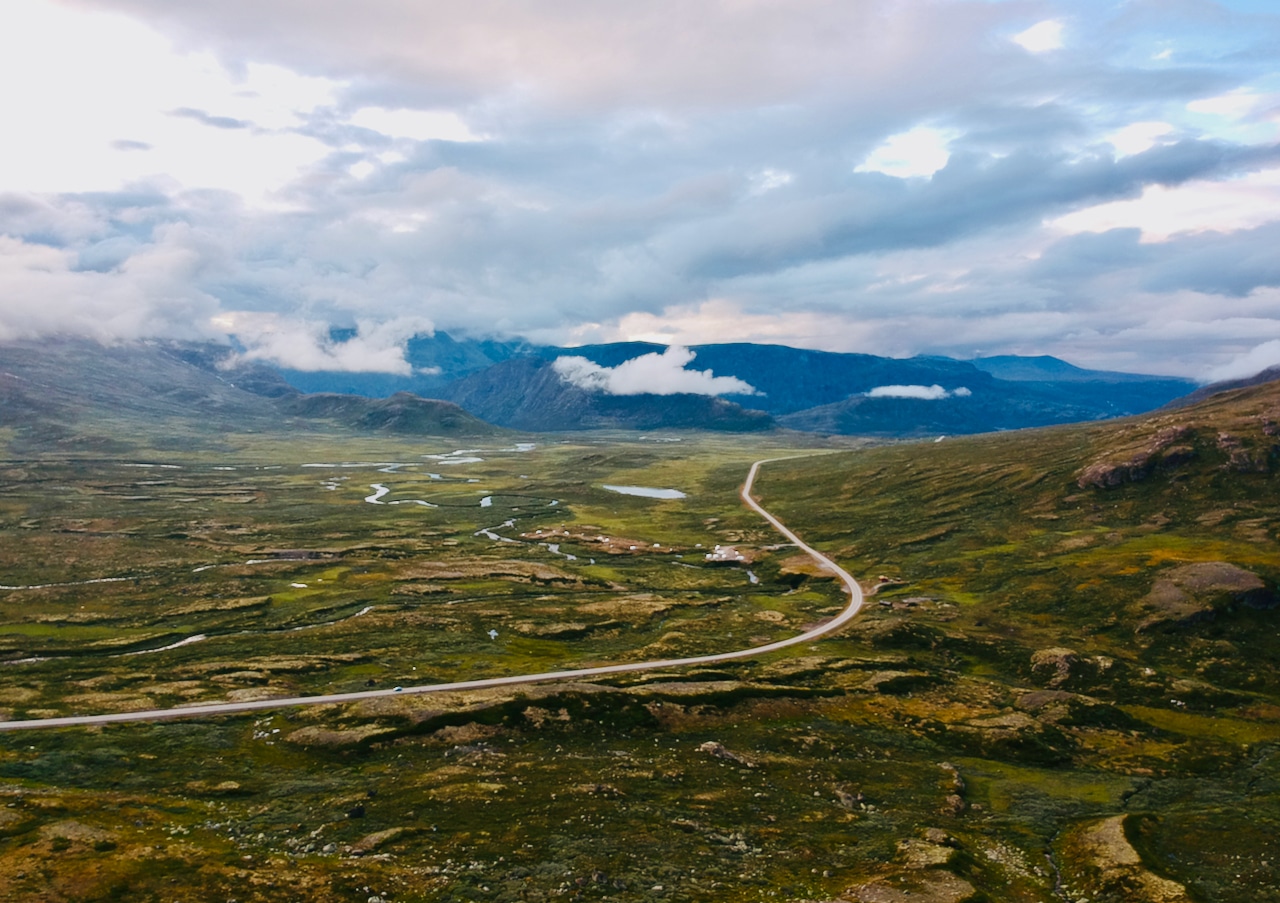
0, 457, 862, 732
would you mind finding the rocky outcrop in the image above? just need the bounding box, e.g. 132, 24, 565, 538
1030, 647, 1079, 688
1077, 426, 1194, 489
1136, 561, 1273, 631
1060, 816, 1189, 902
834, 831, 976, 903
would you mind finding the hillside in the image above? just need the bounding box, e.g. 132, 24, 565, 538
281, 391, 500, 436
1164, 364, 1280, 408
746, 375, 1280, 900
0, 339, 503, 450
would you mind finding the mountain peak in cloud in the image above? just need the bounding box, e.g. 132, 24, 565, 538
220, 314, 436, 375
552, 345, 758, 397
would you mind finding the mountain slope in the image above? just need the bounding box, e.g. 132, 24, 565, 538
536, 341, 1197, 434
970, 354, 1191, 384
281, 391, 499, 436
441, 356, 774, 431
743, 375, 1280, 898
547, 342, 994, 416
1164, 364, 1280, 408
0, 339, 503, 448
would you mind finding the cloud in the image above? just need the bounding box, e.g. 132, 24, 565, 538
0, 229, 222, 343
1011, 20, 1065, 53
348, 107, 483, 142
856, 127, 955, 179
1204, 339, 1280, 382
169, 107, 251, 130
2, 0, 1279, 378
867, 385, 971, 400
220, 314, 436, 373
552, 345, 757, 396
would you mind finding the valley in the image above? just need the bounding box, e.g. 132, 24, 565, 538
0, 377, 1276, 902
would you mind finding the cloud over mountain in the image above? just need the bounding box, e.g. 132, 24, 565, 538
867, 385, 972, 401
552, 345, 757, 397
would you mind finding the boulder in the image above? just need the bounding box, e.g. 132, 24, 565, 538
1137, 562, 1273, 630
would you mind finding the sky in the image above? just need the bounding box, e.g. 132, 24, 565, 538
2, 0, 1279, 380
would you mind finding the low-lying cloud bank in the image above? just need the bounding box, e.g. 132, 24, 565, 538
553, 345, 757, 397
218, 314, 437, 375
866, 385, 972, 400
1204, 340, 1280, 384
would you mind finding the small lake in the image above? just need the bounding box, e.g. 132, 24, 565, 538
602, 485, 687, 499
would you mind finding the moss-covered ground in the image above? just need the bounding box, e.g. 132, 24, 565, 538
0, 382, 1277, 901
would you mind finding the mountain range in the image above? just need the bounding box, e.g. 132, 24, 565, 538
0, 332, 1234, 440
269, 331, 1199, 435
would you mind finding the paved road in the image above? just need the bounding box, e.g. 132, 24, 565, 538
0, 456, 862, 732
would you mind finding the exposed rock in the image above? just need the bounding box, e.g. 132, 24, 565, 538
939, 712, 1072, 764
857, 670, 935, 694
839, 870, 977, 903
937, 762, 966, 815
38, 820, 115, 845
285, 724, 398, 748
430, 722, 502, 746
1077, 425, 1195, 489
1030, 647, 1079, 688
1137, 561, 1273, 630
698, 740, 755, 768
898, 839, 956, 869
1063, 815, 1189, 902
833, 788, 865, 810
1217, 431, 1274, 472
523, 706, 571, 728
184, 780, 246, 796
509, 621, 593, 639
0, 809, 26, 829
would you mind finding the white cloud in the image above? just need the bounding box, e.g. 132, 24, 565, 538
1011, 20, 1065, 53
218, 314, 435, 374
1048, 166, 1280, 241
1187, 91, 1263, 119
0, 1, 338, 205
856, 127, 954, 179
348, 107, 484, 142
1204, 339, 1280, 382
866, 384, 969, 400
552, 345, 757, 396
1107, 121, 1175, 157
749, 168, 793, 195
0, 231, 221, 343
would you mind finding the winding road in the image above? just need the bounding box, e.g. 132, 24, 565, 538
0, 457, 863, 733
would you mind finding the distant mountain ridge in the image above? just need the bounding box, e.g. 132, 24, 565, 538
451, 337, 1197, 434
0, 334, 1216, 439
266, 331, 1198, 434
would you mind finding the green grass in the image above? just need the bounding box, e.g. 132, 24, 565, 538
0, 385, 1277, 900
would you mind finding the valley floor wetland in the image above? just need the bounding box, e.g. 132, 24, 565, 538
0, 381, 1277, 902
0, 457, 864, 732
